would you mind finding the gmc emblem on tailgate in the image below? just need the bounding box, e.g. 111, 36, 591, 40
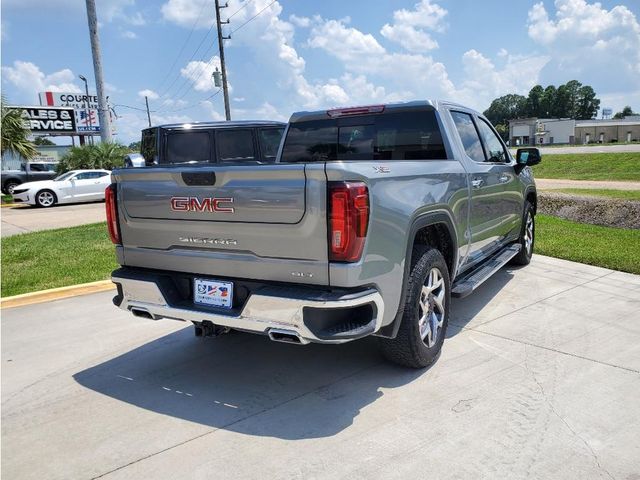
170, 196, 235, 213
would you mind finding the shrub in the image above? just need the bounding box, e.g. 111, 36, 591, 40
56, 142, 130, 174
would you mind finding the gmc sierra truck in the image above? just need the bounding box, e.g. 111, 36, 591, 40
109, 100, 540, 368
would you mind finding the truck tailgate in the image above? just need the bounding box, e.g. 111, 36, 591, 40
113, 164, 329, 285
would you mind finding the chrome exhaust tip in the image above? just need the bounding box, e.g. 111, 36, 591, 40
130, 307, 155, 320
268, 329, 309, 345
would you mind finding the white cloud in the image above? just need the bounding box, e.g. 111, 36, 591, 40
180, 56, 221, 92
105, 82, 123, 94
161, 0, 212, 29
454, 50, 550, 110
527, 0, 640, 91
138, 89, 159, 100
497, 48, 509, 57
308, 19, 385, 64
380, 24, 439, 52
289, 14, 311, 28
1, 61, 81, 102
121, 30, 138, 39
380, 0, 447, 52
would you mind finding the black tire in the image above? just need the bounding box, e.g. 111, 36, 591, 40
3, 181, 20, 195
35, 189, 57, 208
510, 201, 535, 266
379, 246, 451, 368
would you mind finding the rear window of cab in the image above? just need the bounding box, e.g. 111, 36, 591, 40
280, 110, 447, 162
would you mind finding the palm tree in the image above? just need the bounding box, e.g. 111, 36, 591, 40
1, 96, 38, 160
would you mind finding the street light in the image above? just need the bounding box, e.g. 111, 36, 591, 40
78, 75, 93, 145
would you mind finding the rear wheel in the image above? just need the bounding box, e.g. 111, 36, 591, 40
379, 247, 450, 368
35, 189, 57, 208
3, 181, 19, 195
510, 201, 535, 266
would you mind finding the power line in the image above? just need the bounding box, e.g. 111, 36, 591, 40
156, 89, 222, 114
227, 0, 255, 21
154, 0, 213, 94
157, 18, 218, 99
229, 0, 276, 35
112, 103, 156, 113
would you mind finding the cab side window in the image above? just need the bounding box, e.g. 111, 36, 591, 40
217, 129, 256, 162
450, 111, 485, 163
476, 118, 508, 163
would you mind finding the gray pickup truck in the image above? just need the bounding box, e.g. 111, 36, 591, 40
109, 100, 540, 368
1, 162, 58, 194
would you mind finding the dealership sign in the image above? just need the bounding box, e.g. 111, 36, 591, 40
19, 107, 77, 134
39, 91, 98, 110
39, 91, 101, 134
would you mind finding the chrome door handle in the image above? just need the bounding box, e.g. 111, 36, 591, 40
499, 174, 509, 183
471, 178, 484, 189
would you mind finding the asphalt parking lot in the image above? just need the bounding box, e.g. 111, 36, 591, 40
1, 202, 106, 237
2, 255, 639, 479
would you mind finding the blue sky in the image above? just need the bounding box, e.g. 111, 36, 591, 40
2, 0, 639, 144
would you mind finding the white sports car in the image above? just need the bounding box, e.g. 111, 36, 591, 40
11, 169, 112, 208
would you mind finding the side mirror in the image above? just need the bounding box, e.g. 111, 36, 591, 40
516, 148, 541, 168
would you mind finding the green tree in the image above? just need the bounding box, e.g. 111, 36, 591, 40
128, 141, 141, 150
576, 85, 600, 119
483, 94, 527, 126
563, 80, 583, 118
1, 96, 38, 160
525, 85, 544, 117
33, 137, 56, 146
539, 85, 557, 118
613, 106, 634, 119
56, 142, 128, 174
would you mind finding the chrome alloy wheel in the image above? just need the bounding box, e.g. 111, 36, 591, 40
418, 267, 446, 348
524, 212, 534, 255
37, 191, 55, 207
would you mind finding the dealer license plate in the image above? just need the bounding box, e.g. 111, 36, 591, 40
193, 278, 233, 309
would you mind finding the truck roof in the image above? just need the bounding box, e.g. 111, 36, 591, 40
289, 100, 481, 123
146, 120, 286, 131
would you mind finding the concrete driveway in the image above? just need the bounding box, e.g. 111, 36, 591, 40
1, 201, 105, 237
2, 255, 639, 479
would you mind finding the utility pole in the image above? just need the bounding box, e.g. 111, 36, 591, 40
85, 0, 112, 143
145, 96, 152, 127
215, 0, 231, 121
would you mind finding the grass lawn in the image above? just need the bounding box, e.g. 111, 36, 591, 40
535, 215, 640, 274
554, 188, 640, 201
1, 222, 117, 297
532, 152, 640, 181
2, 217, 638, 297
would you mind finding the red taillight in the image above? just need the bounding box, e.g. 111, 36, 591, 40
326, 105, 385, 118
329, 182, 369, 262
105, 184, 121, 245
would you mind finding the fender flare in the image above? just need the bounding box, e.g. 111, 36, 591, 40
377, 210, 459, 339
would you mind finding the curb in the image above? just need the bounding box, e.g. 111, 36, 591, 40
0, 280, 115, 309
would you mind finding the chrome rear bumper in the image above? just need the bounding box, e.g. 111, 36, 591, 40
111, 270, 384, 344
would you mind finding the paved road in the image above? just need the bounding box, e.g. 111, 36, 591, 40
1, 201, 105, 237
2, 255, 639, 479
510, 144, 640, 155
536, 178, 640, 190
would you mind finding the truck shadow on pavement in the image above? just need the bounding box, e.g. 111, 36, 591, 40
73, 270, 514, 440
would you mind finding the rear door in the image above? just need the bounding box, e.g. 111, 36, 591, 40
449, 110, 511, 265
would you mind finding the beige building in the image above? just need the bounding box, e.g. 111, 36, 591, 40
575, 118, 640, 144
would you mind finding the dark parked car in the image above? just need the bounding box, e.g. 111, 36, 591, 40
140, 121, 286, 166
1, 162, 58, 194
